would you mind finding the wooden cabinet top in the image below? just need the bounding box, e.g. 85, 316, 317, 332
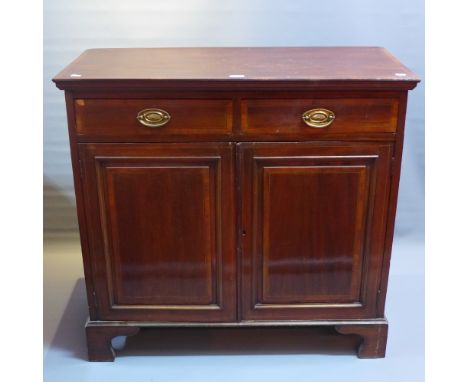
53, 47, 419, 91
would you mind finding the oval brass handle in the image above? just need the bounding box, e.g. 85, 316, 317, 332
302, 108, 335, 128
136, 108, 171, 127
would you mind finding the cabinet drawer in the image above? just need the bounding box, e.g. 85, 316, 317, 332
75, 99, 233, 140
241, 98, 398, 136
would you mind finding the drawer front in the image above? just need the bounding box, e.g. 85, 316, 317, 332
75, 99, 233, 140
241, 98, 398, 136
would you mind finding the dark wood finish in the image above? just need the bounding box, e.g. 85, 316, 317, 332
54, 47, 419, 360
335, 322, 388, 358
75, 98, 233, 140
239, 142, 392, 320
377, 91, 409, 316
53, 47, 419, 91
64, 92, 98, 318
85, 318, 388, 327
78, 143, 237, 322
241, 97, 398, 135
85, 318, 387, 359
70, 91, 402, 143
86, 323, 140, 361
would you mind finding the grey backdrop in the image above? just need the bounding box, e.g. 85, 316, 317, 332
44, 0, 424, 239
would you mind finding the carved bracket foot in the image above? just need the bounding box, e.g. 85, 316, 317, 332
85, 324, 140, 362
334, 322, 388, 358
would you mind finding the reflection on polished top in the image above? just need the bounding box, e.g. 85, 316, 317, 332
53, 47, 420, 88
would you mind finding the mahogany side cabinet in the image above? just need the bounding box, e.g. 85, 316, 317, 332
53, 47, 419, 361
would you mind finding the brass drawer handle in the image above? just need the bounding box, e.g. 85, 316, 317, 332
302, 108, 335, 128
137, 108, 171, 127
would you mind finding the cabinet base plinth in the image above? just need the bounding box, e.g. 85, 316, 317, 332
85, 322, 140, 362
85, 318, 387, 361
334, 322, 388, 358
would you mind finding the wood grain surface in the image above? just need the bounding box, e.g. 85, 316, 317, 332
53, 47, 419, 90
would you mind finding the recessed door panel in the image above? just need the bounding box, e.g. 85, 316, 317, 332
262, 165, 368, 303
105, 165, 215, 306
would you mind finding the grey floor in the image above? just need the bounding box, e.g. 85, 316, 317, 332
44, 235, 424, 382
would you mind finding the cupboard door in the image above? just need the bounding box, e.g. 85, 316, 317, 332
239, 142, 392, 320
79, 143, 236, 322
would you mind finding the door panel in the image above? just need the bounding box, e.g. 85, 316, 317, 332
239, 142, 392, 320
105, 166, 215, 306
262, 165, 368, 304
79, 143, 236, 322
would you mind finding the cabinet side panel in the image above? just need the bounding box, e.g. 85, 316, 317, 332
377, 91, 409, 315
64, 91, 99, 319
